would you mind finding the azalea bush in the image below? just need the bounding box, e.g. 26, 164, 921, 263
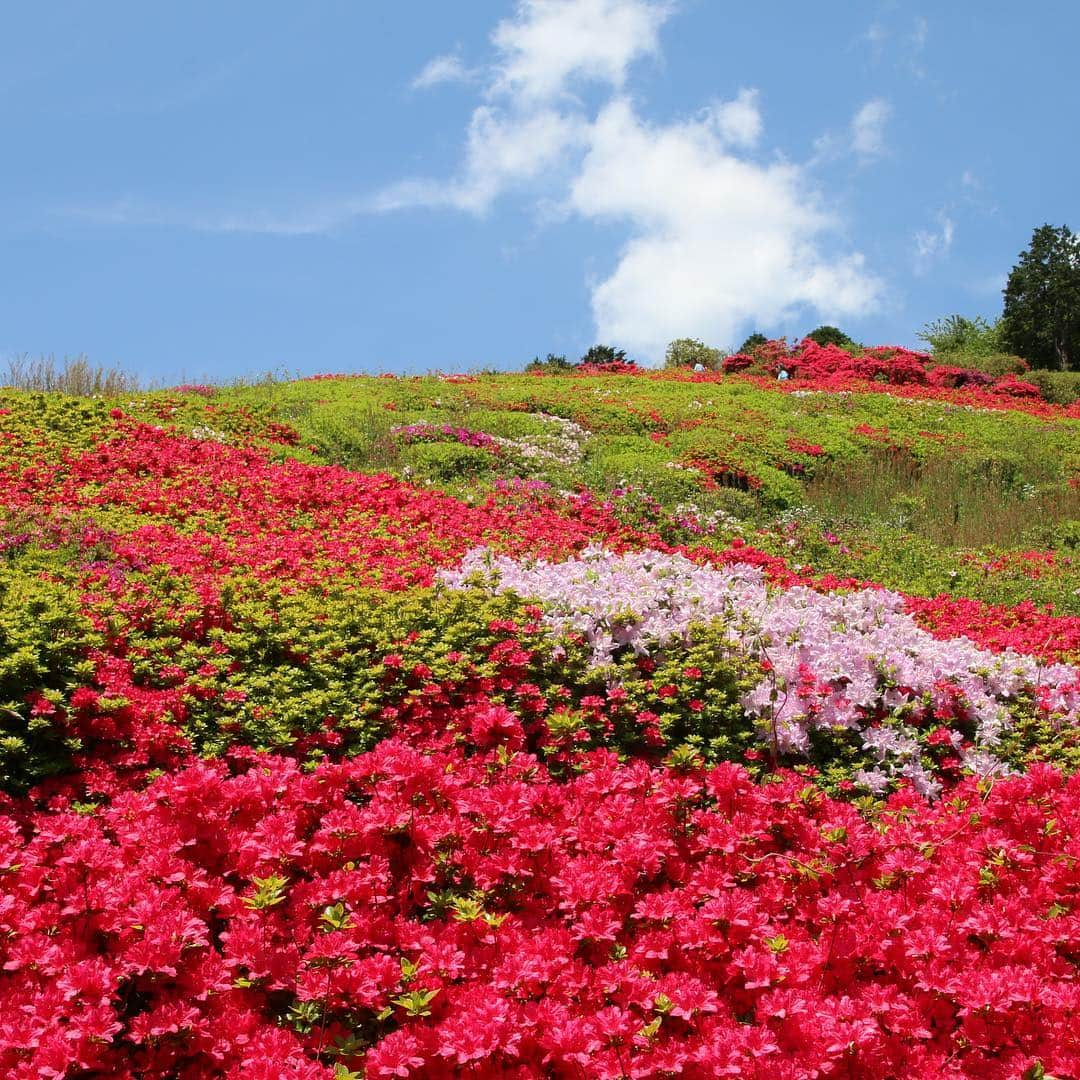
442, 547, 1080, 793
4, 745, 1080, 1078
3, 357, 1080, 1077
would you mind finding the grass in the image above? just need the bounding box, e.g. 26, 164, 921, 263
2, 354, 140, 396
805, 447, 1080, 548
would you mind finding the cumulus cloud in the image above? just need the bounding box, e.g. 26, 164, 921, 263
570, 99, 879, 356
851, 98, 891, 160
67, 0, 884, 362
375, 107, 587, 213
377, 0, 881, 359
388, 0, 671, 215
705, 88, 762, 148
489, 0, 672, 102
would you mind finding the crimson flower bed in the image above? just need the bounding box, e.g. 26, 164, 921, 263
3, 744, 1080, 1078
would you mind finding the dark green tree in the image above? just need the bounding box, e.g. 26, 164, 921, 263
580, 344, 630, 365
1001, 224, 1080, 370
737, 332, 768, 353
805, 325, 855, 349
525, 353, 575, 373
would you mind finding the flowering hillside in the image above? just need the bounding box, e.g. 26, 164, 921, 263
2, 350, 1080, 1077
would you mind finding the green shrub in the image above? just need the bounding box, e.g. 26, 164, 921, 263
708, 488, 761, 522
399, 442, 494, 482
525, 353, 575, 373
1023, 519, 1080, 551
586, 445, 691, 492
1025, 369, 1080, 405
0, 557, 94, 790
935, 351, 1029, 378
579, 345, 629, 366
303, 405, 401, 471
179, 584, 534, 755
157, 581, 761, 768
613, 624, 761, 763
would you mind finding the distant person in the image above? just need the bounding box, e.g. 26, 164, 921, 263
777, 367, 790, 381
692, 362, 705, 372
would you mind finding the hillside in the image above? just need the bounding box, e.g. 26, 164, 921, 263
2, 353, 1080, 1076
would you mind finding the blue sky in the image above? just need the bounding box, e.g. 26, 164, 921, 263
1, 1, 1076, 381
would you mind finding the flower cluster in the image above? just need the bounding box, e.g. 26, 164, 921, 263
390, 422, 502, 451
908, 593, 1080, 664
441, 547, 1080, 790
3, 744, 1080, 1078
489, 412, 591, 469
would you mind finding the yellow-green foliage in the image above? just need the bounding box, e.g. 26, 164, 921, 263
0, 551, 95, 789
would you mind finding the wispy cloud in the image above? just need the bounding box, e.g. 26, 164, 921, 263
860, 21, 888, 64
851, 98, 891, 160
410, 52, 477, 90
59, 196, 374, 236
913, 213, 955, 272
856, 13, 929, 79
811, 96, 892, 166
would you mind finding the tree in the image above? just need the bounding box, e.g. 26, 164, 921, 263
917, 315, 1003, 357
579, 344, 630, 366
664, 338, 725, 370
805, 325, 855, 349
737, 332, 768, 354
525, 353, 574, 373
1001, 224, 1080, 370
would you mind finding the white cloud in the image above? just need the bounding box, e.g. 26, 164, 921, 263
569, 99, 880, 358
851, 98, 891, 160
376, 107, 587, 213
383, 0, 670, 216
811, 97, 892, 166
914, 214, 955, 271
410, 53, 476, 90
490, 0, 672, 103
705, 88, 762, 148
387, 0, 880, 359
63, 0, 884, 361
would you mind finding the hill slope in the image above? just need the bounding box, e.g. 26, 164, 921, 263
1, 362, 1080, 1076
